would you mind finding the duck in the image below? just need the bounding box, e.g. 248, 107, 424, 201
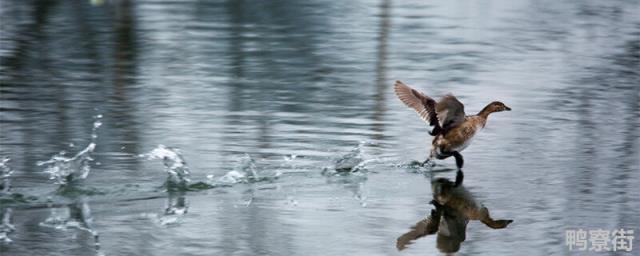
394, 80, 511, 169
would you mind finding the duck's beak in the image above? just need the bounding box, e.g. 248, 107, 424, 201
505, 106, 512, 111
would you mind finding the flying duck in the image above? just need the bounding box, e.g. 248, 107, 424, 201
394, 80, 511, 169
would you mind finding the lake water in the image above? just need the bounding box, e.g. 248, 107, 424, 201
1, 0, 639, 255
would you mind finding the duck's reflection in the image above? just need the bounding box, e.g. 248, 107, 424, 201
40, 196, 103, 255
397, 170, 513, 253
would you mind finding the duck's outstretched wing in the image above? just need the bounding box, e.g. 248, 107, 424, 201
435, 94, 465, 131
394, 81, 439, 128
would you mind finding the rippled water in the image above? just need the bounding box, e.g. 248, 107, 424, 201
1, 0, 639, 255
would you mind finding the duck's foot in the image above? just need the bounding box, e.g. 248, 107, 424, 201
421, 158, 434, 167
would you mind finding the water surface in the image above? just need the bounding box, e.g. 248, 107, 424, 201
1, 0, 639, 255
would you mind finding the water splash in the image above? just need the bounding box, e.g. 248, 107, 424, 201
0, 157, 12, 194
37, 143, 96, 185
236, 153, 259, 179
36, 115, 102, 185
324, 141, 378, 175
0, 158, 37, 205
0, 208, 15, 243
218, 170, 247, 184
140, 145, 191, 188
395, 160, 433, 174
334, 145, 364, 172
0, 157, 16, 243
34, 115, 103, 251
216, 154, 278, 185
283, 154, 298, 162
91, 115, 102, 138
218, 154, 257, 184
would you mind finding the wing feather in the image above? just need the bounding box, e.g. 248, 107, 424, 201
394, 81, 438, 127
435, 94, 466, 130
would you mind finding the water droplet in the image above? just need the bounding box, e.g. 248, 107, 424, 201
218, 170, 245, 184
0, 208, 15, 243
140, 145, 191, 187
0, 157, 13, 194
284, 154, 298, 161
332, 143, 367, 173
37, 143, 96, 185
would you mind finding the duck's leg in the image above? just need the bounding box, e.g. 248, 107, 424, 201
452, 151, 464, 170
421, 150, 435, 167
421, 158, 432, 167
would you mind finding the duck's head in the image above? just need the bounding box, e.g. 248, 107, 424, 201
485, 101, 511, 113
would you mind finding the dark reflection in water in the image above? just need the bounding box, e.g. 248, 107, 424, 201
397, 170, 513, 253
1, 0, 639, 255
